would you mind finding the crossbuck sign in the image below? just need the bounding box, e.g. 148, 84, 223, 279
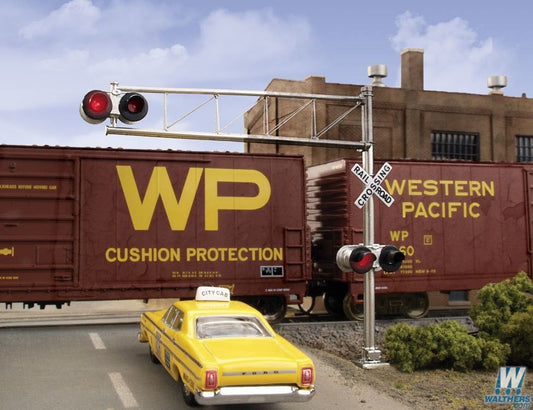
352, 162, 394, 209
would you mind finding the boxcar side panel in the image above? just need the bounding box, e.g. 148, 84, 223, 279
309, 159, 532, 296
0, 146, 309, 304
373, 161, 530, 293
79, 152, 309, 297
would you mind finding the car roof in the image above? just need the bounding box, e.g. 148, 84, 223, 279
173, 299, 261, 317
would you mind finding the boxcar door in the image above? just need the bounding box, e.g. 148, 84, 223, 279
0, 152, 76, 294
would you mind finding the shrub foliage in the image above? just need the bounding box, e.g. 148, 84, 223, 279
469, 272, 533, 339
469, 272, 533, 366
384, 321, 507, 372
384, 272, 532, 372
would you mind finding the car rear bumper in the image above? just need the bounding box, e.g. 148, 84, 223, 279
195, 385, 315, 405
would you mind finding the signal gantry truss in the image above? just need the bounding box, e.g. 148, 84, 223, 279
104, 82, 373, 151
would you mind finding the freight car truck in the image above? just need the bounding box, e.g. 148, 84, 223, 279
308, 159, 533, 320
0, 145, 309, 322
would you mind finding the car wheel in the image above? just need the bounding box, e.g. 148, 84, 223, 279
324, 291, 344, 316
179, 375, 199, 407
297, 296, 316, 314
260, 296, 287, 324
404, 292, 429, 319
342, 293, 364, 321
148, 346, 160, 364
245, 296, 287, 324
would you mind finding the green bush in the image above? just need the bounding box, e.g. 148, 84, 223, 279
499, 305, 533, 366
469, 272, 533, 367
382, 323, 419, 372
476, 335, 511, 370
383, 320, 508, 373
469, 272, 533, 339
384, 273, 532, 372
431, 321, 482, 372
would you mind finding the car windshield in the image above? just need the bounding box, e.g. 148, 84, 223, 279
196, 316, 272, 339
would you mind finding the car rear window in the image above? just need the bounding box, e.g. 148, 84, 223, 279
196, 316, 272, 339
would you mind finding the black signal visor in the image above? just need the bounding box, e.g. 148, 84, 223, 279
119, 92, 148, 123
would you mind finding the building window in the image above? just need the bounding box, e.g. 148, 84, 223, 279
516, 136, 533, 162
431, 131, 480, 161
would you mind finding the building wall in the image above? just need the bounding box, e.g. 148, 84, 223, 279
244, 50, 533, 166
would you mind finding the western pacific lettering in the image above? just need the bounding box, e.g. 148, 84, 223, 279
384, 178, 495, 219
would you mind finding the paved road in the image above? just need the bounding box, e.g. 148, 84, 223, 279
0, 322, 407, 409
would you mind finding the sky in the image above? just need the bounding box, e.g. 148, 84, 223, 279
1, 0, 531, 152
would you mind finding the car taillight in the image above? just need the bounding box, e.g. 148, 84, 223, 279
301, 367, 313, 386
205, 370, 218, 390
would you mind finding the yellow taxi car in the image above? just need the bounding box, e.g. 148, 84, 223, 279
138, 286, 316, 406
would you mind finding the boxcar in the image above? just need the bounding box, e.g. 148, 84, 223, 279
307, 159, 533, 319
0, 145, 309, 322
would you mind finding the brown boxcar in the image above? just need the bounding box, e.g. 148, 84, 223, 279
307, 159, 533, 319
0, 145, 309, 321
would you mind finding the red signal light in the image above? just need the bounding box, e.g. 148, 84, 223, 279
336, 245, 377, 274
348, 247, 377, 274
119, 92, 148, 123
80, 90, 112, 124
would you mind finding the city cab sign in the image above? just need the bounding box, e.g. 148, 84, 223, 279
195, 286, 231, 302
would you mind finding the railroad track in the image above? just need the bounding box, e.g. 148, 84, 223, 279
277, 313, 477, 333
274, 313, 478, 363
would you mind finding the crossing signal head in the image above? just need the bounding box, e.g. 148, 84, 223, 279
118, 92, 148, 124
80, 90, 112, 124
378, 245, 405, 272
336, 245, 377, 274
80, 90, 148, 124
336, 244, 405, 274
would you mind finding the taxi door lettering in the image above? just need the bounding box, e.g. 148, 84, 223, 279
116, 165, 271, 231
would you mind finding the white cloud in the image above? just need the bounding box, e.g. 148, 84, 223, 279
18, 0, 182, 46
391, 11, 510, 94
193, 9, 311, 79
19, 0, 101, 40
0, 1, 312, 150
2, 2, 311, 112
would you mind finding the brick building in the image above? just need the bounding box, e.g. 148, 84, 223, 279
244, 49, 533, 166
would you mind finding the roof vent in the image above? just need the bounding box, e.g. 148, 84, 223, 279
368, 64, 388, 87
487, 75, 507, 95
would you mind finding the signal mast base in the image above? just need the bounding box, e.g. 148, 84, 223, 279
356, 347, 390, 369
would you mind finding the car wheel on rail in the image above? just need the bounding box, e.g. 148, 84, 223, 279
179, 375, 199, 407
254, 296, 287, 324
297, 296, 316, 315
148, 346, 160, 364
342, 293, 364, 321
323, 291, 344, 316
404, 292, 429, 319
